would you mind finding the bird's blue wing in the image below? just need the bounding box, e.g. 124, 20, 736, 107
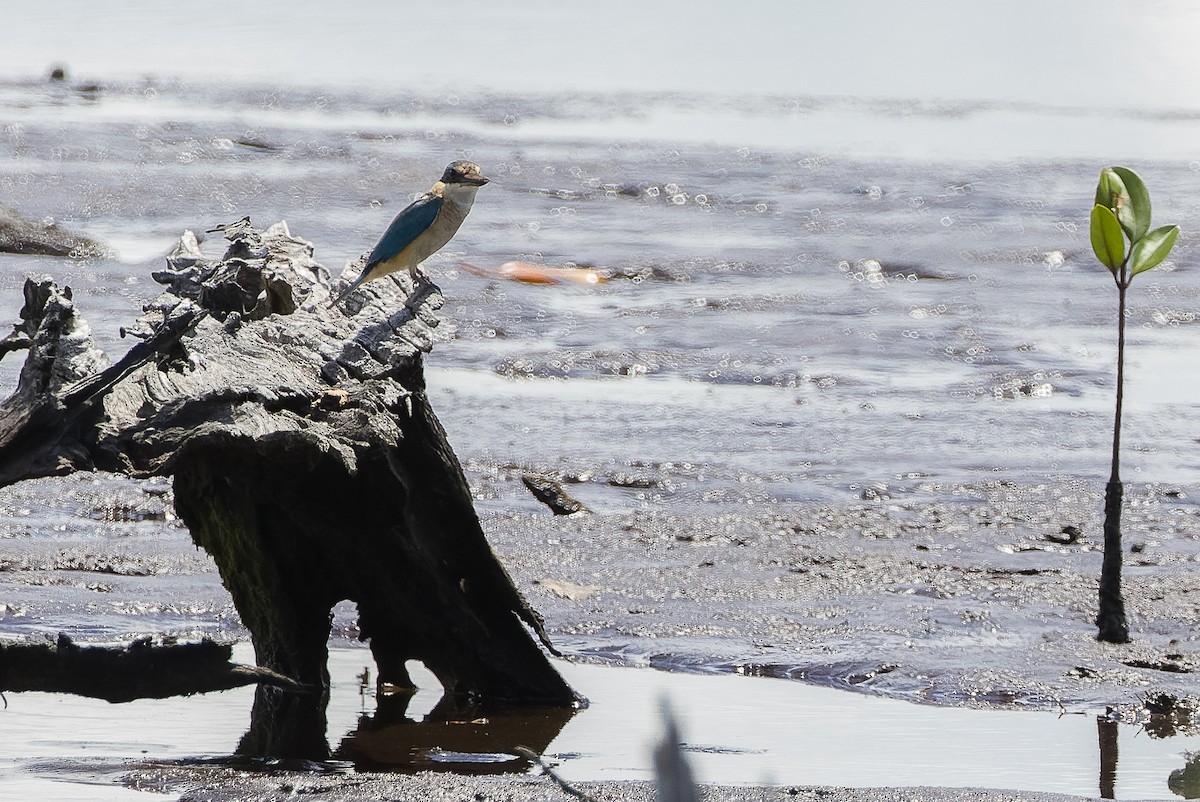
366, 193, 444, 268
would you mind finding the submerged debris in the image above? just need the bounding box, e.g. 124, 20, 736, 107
534, 578, 601, 601
460, 261, 605, 285
1044, 525, 1082, 545
0, 204, 110, 258
522, 474, 592, 515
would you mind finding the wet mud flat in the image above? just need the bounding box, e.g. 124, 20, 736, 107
117, 769, 1110, 802
6, 473, 1200, 712
2, 472, 1200, 799
488, 477, 1200, 714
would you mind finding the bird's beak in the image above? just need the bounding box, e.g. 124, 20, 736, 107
470, 174, 490, 186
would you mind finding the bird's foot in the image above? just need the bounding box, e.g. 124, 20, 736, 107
404, 274, 439, 309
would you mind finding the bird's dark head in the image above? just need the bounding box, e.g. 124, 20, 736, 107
441, 160, 490, 187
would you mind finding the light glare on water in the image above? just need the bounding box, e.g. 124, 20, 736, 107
0, 647, 1197, 800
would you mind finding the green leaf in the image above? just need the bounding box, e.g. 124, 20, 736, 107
1129, 224, 1180, 276
1094, 168, 1127, 211
1090, 203, 1126, 273
1110, 166, 1152, 241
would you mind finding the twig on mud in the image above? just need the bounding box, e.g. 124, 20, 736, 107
513, 746, 602, 802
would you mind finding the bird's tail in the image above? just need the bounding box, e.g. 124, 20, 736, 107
328, 271, 370, 308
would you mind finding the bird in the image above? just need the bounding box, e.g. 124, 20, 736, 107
331, 160, 489, 306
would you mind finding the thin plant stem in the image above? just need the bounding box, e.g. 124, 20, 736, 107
1097, 267, 1130, 643
1110, 272, 1126, 484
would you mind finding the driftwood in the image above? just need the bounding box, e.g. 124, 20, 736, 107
522, 473, 592, 515
0, 204, 109, 258
0, 634, 304, 703
0, 218, 579, 744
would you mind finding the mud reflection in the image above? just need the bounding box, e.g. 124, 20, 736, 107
1098, 717, 1118, 800
1099, 695, 1200, 800
234, 678, 576, 774
1145, 693, 1200, 739
1169, 753, 1200, 799
335, 690, 576, 773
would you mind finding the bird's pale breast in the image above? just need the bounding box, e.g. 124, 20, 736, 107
374, 199, 469, 278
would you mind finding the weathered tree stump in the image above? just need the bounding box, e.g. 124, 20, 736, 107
0, 219, 579, 727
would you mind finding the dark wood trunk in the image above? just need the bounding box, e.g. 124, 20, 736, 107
0, 634, 303, 703
0, 219, 579, 722
1097, 479, 1130, 643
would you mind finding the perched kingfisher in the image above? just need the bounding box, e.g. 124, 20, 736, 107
331, 160, 489, 305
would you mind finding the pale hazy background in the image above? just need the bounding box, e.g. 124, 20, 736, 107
4, 0, 1200, 159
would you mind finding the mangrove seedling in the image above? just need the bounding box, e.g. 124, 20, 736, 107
1089, 166, 1180, 644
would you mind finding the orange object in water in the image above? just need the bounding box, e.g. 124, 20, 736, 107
459, 261, 604, 285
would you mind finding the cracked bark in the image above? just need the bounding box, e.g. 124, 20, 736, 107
0, 218, 578, 740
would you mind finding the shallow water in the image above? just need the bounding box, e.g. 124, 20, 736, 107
2, 73, 1199, 510
2, 646, 1199, 801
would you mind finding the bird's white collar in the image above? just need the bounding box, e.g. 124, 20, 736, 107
442, 182, 482, 207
